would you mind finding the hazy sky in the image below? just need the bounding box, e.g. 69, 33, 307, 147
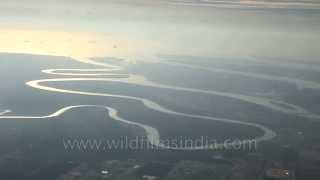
0, 0, 319, 61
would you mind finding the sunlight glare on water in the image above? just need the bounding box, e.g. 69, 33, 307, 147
0, 28, 140, 61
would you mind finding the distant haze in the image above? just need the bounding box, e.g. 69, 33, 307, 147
0, 0, 319, 61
